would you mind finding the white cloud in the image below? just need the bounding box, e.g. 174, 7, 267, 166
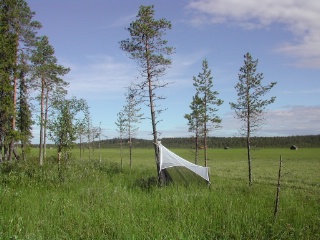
103, 14, 136, 29
151, 105, 320, 138
177, 105, 320, 138
187, 0, 320, 68
262, 105, 320, 135
65, 55, 136, 100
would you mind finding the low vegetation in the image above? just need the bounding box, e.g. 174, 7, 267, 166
1, 147, 319, 239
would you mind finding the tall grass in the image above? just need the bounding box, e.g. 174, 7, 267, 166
0, 147, 319, 239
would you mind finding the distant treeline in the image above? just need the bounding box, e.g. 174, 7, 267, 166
82, 135, 319, 149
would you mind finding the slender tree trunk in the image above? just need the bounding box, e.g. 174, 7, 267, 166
247, 117, 252, 186
79, 134, 82, 161
98, 124, 101, 162
204, 121, 208, 167
195, 134, 199, 164
246, 80, 252, 185
119, 137, 123, 168
204, 91, 208, 167
8, 73, 17, 161
146, 43, 160, 178
247, 136, 252, 185
21, 141, 25, 161
0, 138, 3, 163
87, 120, 91, 161
43, 89, 49, 161
274, 155, 282, 220
129, 140, 132, 168
39, 77, 45, 166
149, 81, 159, 167
4, 144, 8, 161
129, 122, 132, 168
8, 37, 19, 161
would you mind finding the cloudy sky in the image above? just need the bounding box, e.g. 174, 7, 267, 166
27, 0, 319, 141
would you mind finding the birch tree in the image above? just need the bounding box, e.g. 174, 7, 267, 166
230, 52, 277, 185
48, 97, 89, 163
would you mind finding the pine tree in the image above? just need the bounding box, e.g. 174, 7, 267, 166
115, 111, 126, 168
2, 0, 41, 161
230, 52, 277, 185
120, 5, 174, 183
184, 93, 203, 164
122, 84, 143, 168
188, 59, 223, 167
16, 53, 33, 161
30, 36, 69, 165
0, 0, 17, 161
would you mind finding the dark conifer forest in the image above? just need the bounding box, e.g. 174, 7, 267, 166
80, 135, 320, 149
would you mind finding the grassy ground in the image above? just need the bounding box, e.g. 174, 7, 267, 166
0, 147, 319, 239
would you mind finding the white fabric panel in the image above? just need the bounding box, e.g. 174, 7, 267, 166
159, 144, 210, 182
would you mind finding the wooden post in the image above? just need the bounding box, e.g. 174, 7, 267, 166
274, 155, 282, 220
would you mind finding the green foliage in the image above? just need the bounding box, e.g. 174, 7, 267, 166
0, 0, 17, 159
184, 93, 203, 134
185, 59, 223, 166
0, 0, 41, 161
191, 59, 223, 128
122, 84, 143, 138
0, 148, 319, 239
30, 35, 70, 165
230, 52, 277, 134
230, 52, 277, 185
119, 5, 174, 137
48, 97, 89, 159
16, 54, 33, 160
120, 5, 175, 180
119, 5, 174, 74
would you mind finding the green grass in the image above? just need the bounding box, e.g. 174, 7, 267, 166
0, 147, 319, 239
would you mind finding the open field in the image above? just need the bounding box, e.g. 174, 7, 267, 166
1, 147, 319, 239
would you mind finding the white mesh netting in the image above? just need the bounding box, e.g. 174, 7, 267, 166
158, 143, 210, 182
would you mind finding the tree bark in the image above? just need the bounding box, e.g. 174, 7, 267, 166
204, 88, 208, 167
274, 155, 282, 220
43, 89, 49, 161
129, 120, 132, 168
39, 76, 45, 166
195, 134, 199, 164
247, 117, 252, 186
8, 71, 17, 161
0, 138, 3, 163
247, 78, 252, 186
145, 42, 162, 183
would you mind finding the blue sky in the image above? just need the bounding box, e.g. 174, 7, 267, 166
27, 0, 320, 141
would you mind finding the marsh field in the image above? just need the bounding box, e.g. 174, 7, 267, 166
1, 147, 319, 239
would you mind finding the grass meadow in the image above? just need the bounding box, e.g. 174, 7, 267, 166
0, 146, 319, 239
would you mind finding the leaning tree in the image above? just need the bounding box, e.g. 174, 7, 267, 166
230, 52, 277, 186
120, 5, 174, 183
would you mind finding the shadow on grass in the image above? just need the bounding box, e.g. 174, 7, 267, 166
93, 161, 123, 175
132, 175, 158, 192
